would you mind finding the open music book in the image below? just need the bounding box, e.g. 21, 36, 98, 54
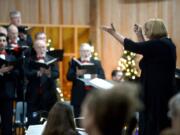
47, 49, 64, 61
73, 58, 96, 74
34, 58, 58, 69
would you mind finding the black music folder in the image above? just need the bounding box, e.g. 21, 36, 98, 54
33, 49, 63, 69
47, 49, 64, 61
73, 58, 96, 74
34, 58, 58, 69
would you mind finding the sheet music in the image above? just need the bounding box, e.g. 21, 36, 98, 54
89, 78, 114, 90
25, 121, 46, 135
78, 78, 114, 90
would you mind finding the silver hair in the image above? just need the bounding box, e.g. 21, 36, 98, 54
168, 93, 180, 118
9, 10, 21, 18
80, 43, 92, 51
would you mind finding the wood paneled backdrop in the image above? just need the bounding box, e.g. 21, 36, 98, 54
0, 0, 180, 79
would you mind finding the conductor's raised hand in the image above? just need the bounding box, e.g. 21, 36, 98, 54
101, 23, 125, 45
134, 24, 143, 35
134, 24, 145, 42
101, 23, 116, 34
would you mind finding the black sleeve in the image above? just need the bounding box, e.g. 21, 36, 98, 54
124, 38, 155, 55
26, 34, 33, 47
66, 59, 77, 81
95, 60, 106, 79
49, 63, 59, 79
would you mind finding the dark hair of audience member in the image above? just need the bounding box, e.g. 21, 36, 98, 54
42, 102, 78, 135
0, 33, 7, 38
111, 69, 118, 77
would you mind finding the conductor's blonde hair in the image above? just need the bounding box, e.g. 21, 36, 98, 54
144, 18, 168, 39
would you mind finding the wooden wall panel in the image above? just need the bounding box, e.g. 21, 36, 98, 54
49, 0, 60, 24
172, 0, 180, 69
73, 0, 90, 24
0, 0, 15, 23
39, 0, 50, 23
26, 0, 39, 24
62, 0, 73, 24
0, 0, 89, 25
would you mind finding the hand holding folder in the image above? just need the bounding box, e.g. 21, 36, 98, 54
0, 64, 14, 74
37, 67, 51, 77
76, 67, 87, 76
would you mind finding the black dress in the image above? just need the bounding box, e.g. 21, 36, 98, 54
124, 37, 176, 135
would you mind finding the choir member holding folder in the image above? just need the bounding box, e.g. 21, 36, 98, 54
67, 43, 105, 117
25, 39, 59, 125
0, 32, 20, 135
7, 24, 29, 101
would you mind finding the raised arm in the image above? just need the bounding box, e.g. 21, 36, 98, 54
101, 23, 125, 46
101, 23, 153, 55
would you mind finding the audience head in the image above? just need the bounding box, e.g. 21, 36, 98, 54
144, 18, 168, 39
81, 82, 142, 135
111, 69, 124, 82
168, 93, 180, 135
7, 24, 19, 42
42, 102, 77, 135
0, 33, 7, 49
9, 10, 22, 26
35, 32, 47, 42
79, 43, 92, 60
33, 39, 47, 57
0, 26, 8, 36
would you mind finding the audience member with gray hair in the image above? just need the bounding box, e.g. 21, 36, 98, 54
168, 93, 180, 135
